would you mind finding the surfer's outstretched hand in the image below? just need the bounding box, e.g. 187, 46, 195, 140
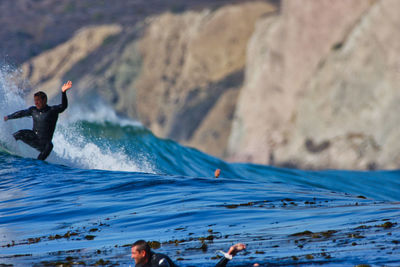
62, 81, 72, 93
3, 116, 8, 121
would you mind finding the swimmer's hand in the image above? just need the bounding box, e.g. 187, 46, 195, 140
4, 116, 8, 121
218, 243, 246, 261
228, 243, 246, 256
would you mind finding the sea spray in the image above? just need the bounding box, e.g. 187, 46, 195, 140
0, 64, 34, 156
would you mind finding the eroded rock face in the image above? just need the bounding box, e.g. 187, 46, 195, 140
227, 0, 394, 169
276, 0, 400, 169
134, 2, 276, 152
187, 88, 240, 158
21, 24, 123, 101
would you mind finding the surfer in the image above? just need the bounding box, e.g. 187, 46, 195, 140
131, 240, 246, 267
3, 81, 72, 160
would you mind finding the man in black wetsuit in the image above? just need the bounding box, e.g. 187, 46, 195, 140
3, 81, 72, 160
131, 240, 177, 267
131, 240, 246, 267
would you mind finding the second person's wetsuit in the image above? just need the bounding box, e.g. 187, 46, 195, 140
135, 251, 177, 267
6, 92, 68, 160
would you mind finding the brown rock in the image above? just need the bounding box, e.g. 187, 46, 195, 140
21, 24, 122, 101
228, 0, 376, 167
187, 88, 240, 158
134, 2, 276, 144
280, 0, 400, 169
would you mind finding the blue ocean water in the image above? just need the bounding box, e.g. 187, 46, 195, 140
0, 66, 400, 266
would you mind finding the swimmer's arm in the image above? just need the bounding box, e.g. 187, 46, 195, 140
215, 243, 246, 267
215, 257, 230, 267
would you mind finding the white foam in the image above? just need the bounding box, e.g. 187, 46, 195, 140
51, 127, 154, 173
52, 100, 154, 173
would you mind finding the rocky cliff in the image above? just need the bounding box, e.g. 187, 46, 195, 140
134, 2, 276, 156
228, 0, 400, 170
13, 0, 400, 169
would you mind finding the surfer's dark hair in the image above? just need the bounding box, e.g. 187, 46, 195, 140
133, 240, 151, 256
34, 91, 47, 101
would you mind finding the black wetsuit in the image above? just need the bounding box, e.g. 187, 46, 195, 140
136, 252, 177, 267
215, 257, 231, 267
6, 92, 68, 160
135, 251, 232, 267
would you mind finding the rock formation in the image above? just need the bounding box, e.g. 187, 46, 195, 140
228, 0, 400, 169
21, 24, 123, 101
134, 2, 276, 157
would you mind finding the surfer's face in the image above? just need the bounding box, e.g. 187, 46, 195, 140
131, 246, 146, 264
34, 96, 46, 110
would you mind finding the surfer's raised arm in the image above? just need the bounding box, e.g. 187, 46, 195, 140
56, 80, 72, 113
62, 80, 72, 93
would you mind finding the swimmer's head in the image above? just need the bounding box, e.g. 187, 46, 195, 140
131, 240, 150, 264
